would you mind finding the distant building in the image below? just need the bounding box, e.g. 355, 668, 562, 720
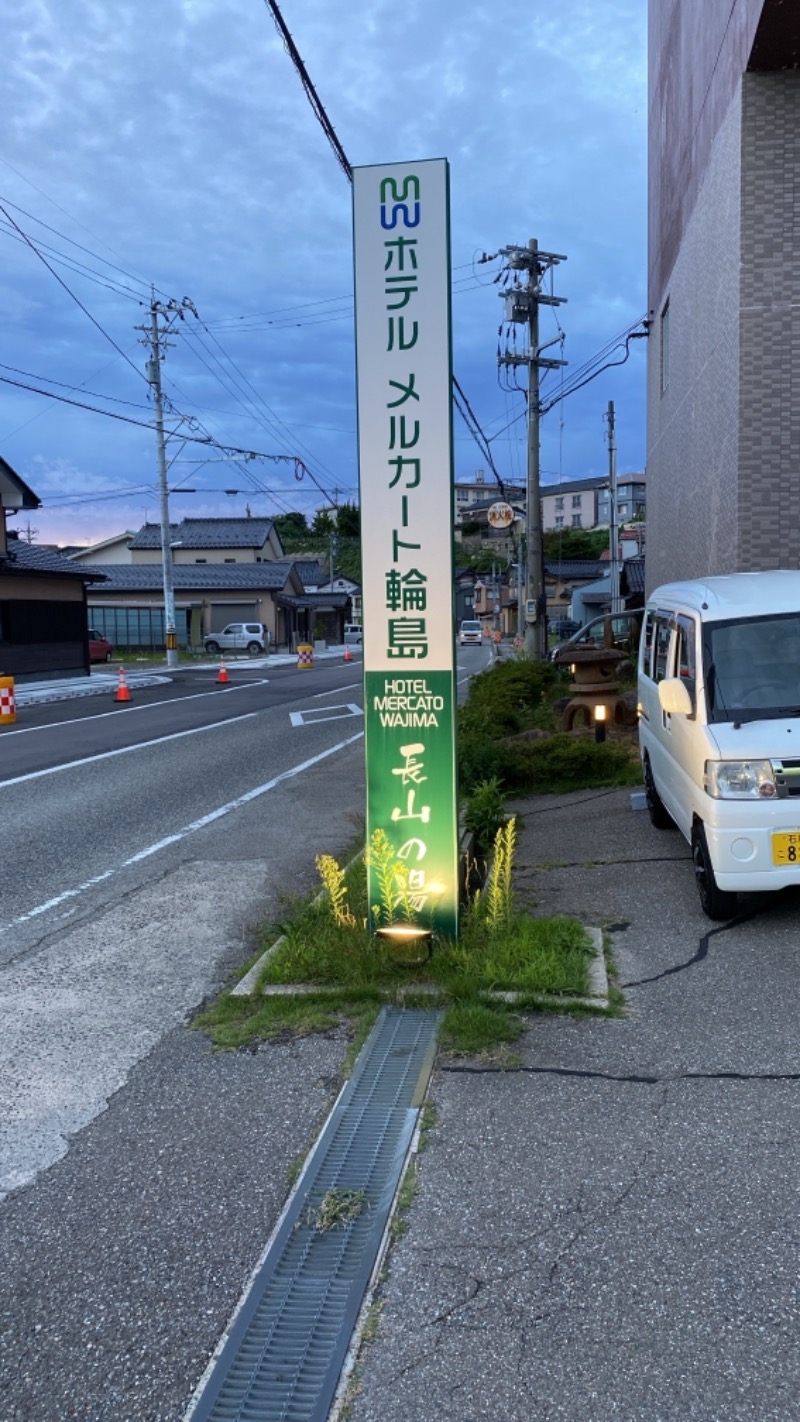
541, 477, 606, 533
647, 0, 800, 588
0, 458, 107, 681
68, 532, 136, 565
127, 516, 285, 565
454, 473, 526, 523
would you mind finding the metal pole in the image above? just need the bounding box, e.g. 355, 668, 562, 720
607, 399, 620, 616
524, 239, 543, 660
149, 303, 179, 670
516, 523, 525, 639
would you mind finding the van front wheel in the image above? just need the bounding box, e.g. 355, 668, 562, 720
692, 824, 737, 920
644, 758, 674, 830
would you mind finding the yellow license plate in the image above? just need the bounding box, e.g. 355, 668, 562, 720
772, 832, 800, 865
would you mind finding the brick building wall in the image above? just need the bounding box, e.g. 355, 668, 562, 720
646, 87, 742, 589
738, 72, 800, 570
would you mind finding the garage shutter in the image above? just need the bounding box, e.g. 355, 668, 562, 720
209, 602, 258, 631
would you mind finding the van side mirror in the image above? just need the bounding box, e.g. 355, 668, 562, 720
658, 677, 694, 716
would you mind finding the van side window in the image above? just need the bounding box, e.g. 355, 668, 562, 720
641, 612, 656, 679
676, 616, 697, 685
654, 618, 672, 683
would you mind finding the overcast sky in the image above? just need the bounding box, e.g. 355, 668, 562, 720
3, 0, 646, 547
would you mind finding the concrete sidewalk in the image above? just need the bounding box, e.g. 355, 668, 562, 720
2, 783, 799, 1419
346, 788, 800, 1421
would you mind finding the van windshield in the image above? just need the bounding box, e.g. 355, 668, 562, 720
705, 613, 800, 722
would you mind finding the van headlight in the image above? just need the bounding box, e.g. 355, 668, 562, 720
704, 760, 777, 799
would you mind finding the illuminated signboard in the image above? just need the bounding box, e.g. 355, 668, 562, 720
353, 158, 458, 938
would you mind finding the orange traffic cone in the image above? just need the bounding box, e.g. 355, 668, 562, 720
114, 666, 131, 703
216, 658, 229, 684
343, 643, 353, 662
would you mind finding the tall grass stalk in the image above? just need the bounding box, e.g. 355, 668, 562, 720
366, 828, 398, 926
315, 854, 356, 927
485, 818, 516, 930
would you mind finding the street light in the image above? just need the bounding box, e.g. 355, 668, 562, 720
594, 704, 607, 743
375, 924, 433, 966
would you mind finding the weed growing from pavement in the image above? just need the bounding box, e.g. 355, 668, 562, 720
306, 1188, 367, 1232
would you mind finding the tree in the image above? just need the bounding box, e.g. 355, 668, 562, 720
273, 511, 308, 549
542, 528, 609, 561
311, 507, 337, 537
336, 502, 360, 539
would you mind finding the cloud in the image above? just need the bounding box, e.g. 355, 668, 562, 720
2, 0, 647, 544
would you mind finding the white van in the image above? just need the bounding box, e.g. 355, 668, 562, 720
639, 572, 800, 919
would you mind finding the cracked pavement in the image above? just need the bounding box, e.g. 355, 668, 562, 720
347, 788, 800, 1422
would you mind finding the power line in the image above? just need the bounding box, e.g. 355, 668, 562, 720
0, 201, 151, 384
0, 361, 153, 411
0, 370, 339, 472
452, 377, 506, 492
261, 0, 352, 180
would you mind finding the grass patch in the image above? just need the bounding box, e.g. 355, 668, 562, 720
193, 825, 608, 1058
306, 1188, 367, 1232
439, 1000, 523, 1055
192, 989, 380, 1050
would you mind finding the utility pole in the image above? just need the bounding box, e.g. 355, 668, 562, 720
607, 400, 621, 616
136, 292, 195, 669
497, 240, 567, 658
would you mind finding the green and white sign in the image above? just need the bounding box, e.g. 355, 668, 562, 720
353, 158, 459, 938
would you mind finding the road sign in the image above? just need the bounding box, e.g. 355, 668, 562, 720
353, 159, 458, 938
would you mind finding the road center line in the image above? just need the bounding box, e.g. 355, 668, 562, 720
0, 713, 257, 788
0, 731, 365, 935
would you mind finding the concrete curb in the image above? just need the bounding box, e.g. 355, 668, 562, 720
233, 925, 609, 1012
14, 674, 172, 706
10, 646, 362, 707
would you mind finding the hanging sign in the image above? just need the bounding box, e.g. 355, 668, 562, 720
353, 158, 458, 938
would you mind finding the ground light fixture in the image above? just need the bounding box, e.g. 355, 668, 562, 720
594, 703, 607, 743
375, 923, 434, 967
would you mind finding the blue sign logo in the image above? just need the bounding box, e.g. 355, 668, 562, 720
380, 176, 420, 229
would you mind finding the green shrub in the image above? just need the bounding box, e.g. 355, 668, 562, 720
458, 728, 514, 794
464, 777, 509, 855
503, 732, 641, 793
460, 658, 558, 737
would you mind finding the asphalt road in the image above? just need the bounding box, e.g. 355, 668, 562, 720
0, 646, 488, 1199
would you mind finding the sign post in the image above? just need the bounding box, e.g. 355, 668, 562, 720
353, 158, 459, 938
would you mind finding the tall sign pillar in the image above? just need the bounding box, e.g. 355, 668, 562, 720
353, 159, 459, 938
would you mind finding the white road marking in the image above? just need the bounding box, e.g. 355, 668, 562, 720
289, 704, 363, 727
312, 681, 362, 698
0, 731, 365, 934
0, 713, 257, 788
0, 681, 270, 736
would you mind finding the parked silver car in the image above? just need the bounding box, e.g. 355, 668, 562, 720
204, 622, 270, 656
550, 610, 641, 662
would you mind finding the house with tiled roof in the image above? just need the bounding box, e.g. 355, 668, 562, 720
128, 517, 284, 564
86, 559, 354, 650
0, 458, 108, 681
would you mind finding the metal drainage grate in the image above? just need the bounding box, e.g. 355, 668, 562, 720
188, 1007, 441, 1422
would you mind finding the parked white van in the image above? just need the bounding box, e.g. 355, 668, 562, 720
639, 572, 800, 919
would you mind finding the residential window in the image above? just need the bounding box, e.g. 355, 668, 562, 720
555, 497, 564, 510
555, 516, 564, 529
660, 298, 670, 394
224, 558, 236, 563
571, 514, 582, 528
572, 494, 582, 508
195, 558, 206, 563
